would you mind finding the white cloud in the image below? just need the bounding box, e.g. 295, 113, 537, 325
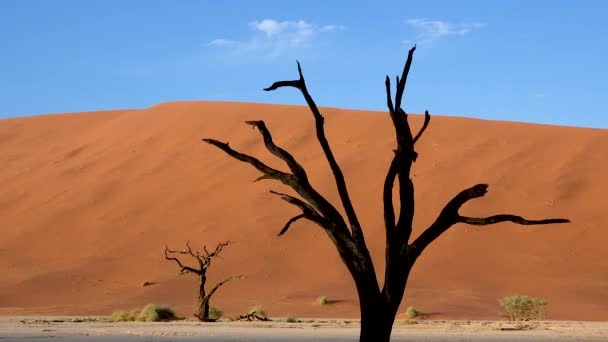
405, 18, 486, 44
320, 24, 346, 32
205, 19, 344, 59
204, 38, 236, 47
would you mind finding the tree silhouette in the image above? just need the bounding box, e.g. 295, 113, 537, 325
202, 46, 569, 341
165, 241, 242, 321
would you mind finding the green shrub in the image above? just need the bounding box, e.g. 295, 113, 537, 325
109, 304, 177, 322
208, 306, 223, 321
499, 295, 547, 322
110, 308, 144, 322
285, 316, 297, 323
318, 296, 328, 305
248, 305, 267, 319
406, 306, 418, 319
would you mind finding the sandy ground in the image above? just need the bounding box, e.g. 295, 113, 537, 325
1, 101, 608, 321
2, 317, 607, 342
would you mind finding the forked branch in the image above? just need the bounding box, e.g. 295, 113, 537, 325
204, 129, 347, 238
244, 120, 308, 180
165, 241, 232, 274
165, 243, 202, 275
202, 138, 293, 184
408, 184, 570, 259
269, 190, 328, 235
264, 61, 364, 243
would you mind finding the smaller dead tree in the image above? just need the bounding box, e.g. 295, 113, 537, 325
164, 241, 242, 321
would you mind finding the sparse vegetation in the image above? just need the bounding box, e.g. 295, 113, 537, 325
236, 305, 271, 321
285, 316, 298, 323
499, 295, 548, 323
406, 306, 418, 319
318, 296, 328, 305
109, 304, 177, 322
208, 306, 223, 321
248, 305, 267, 318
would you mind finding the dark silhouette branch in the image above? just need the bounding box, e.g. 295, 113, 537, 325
202, 138, 292, 183
263, 61, 364, 243
244, 120, 308, 179
278, 214, 306, 236
207, 275, 243, 299
382, 46, 422, 250
165, 243, 202, 275
394, 46, 416, 112
409, 184, 570, 260
269, 190, 319, 215
269, 190, 328, 236
204, 128, 363, 272
459, 215, 570, 226
412, 111, 431, 145
253, 174, 275, 182
203, 241, 231, 268
204, 129, 346, 233
383, 156, 399, 232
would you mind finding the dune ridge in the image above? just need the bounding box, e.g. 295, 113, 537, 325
1, 101, 607, 320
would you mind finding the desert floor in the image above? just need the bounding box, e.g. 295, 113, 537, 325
2, 317, 607, 342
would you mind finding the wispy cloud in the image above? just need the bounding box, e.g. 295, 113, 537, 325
535, 93, 545, 98
405, 18, 486, 45
204, 19, 345, 60
204, 39, 236, 47
319, 25, 346, 32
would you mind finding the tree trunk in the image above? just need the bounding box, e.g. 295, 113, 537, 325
199, 295, 211, 321
196, 275, 209, 321
358, 295, 397, 342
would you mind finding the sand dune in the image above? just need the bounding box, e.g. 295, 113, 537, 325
1, 101, 606, 321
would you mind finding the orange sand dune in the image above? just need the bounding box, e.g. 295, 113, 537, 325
1, 101, 607, 321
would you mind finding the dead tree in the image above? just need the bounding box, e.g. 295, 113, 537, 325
202, 46, 569, 341
164, 241, 242, 321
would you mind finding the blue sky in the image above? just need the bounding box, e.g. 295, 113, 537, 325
0, 1, 606, 128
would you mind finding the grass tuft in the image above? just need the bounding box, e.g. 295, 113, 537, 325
208, 306, 223, 321
406, 306, 419, 319
110, 304, 177, 322
248, 305, 267, 319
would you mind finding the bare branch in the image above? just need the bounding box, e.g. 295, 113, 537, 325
460, 215, 570, 225
165, 245, 202, 275
263, 80, 301, 91
204, 133, 352, 244
245, 120, 308, 179
383, 155, 399, 232
278, 214, 306, 236
385, 76, 395, 116
408, 184, 570, 260
206, 275, 243, 299
269, 190, 319, 215
394, 46, 416, 111
202, 138, 295, 185
253, 174, 274, 182
263, 60, 364, 244
412, 110, 431, 145
208, 241, 231, 258
269, 190, 328, 234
